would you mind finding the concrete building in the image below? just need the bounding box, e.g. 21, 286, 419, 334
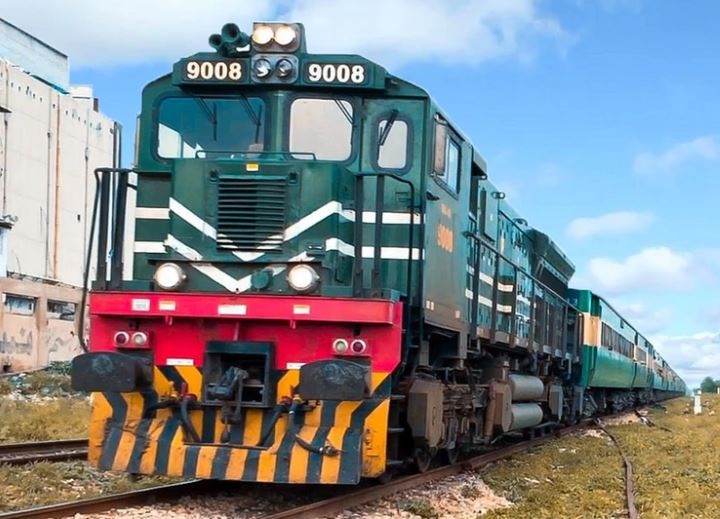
0, 17, 118, 372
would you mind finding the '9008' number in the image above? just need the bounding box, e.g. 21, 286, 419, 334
307, 64, 365, 84
185, 61, 242, 81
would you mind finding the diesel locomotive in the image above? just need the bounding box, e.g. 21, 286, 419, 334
71, 21, 686, 484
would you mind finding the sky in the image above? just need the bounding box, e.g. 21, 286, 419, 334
4, 0, 718, 389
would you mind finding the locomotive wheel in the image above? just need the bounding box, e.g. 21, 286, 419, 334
442, 445, 460, 465
413, 446, 434, 472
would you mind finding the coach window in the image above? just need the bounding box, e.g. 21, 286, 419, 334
289, 98, 353, 160
377, 114, 409, 170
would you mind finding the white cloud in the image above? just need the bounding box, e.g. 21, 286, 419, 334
282, 0, 568, 69
633, 135, 720, 175
2, 0, 568, 69
2, 1, 273, 68
566, 211, 654, 240
583, 246, 713, 296
651, 331, 720, 390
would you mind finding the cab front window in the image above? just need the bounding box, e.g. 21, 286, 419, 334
288, 97, 354, 161
157, 96, 265, 159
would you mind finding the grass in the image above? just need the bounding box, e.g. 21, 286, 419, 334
0, 398, 90, 442
21, 371, 75, 394
480, 395, 720, 519
0, 378, 11, 395
0, 460, 175, 512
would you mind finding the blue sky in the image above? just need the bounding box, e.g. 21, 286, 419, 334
5, 0, 718, 388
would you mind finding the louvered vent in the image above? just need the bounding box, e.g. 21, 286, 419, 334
217, 178, 287, 252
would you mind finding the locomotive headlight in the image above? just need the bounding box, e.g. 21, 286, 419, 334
276, 58, 294, 78
253, 58, 273, 78
154, 262, 186, 290
274, 25, 297, 46
252, 24, 274, 46
287, 264, 319, 292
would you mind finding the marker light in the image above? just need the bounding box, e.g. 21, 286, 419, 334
274, 25, 297, 46
351, 339, 368, 354
113, 331, 130, 347
287, 264, 319, 292
276, 58, 294, 78
154, 263, 186, 290
131, 332, 149, 348
253, 58, 273, 78
252, 24, 274, 46
332, 338, 349, 354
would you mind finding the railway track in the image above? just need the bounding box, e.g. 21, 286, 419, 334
0, 419, 595, 519
0, 439, 88, 465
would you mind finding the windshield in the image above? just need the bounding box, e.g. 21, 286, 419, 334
157, 96, 264, 158
289, 97, 354, 160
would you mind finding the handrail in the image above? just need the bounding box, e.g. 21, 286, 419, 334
351, 171, 419, 360
193, 150, 318, 160
463, 229, 578, 353
77, 167, 134, 352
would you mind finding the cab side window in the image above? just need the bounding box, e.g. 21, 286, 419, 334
445, 138, 460, 192
377, 118, 409, 170
432, 115, 462, 193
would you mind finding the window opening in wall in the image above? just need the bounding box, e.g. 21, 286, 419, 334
4, 294, 36, 316
47, 300, 77, 321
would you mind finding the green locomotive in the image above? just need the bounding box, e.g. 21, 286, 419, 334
71, 21, 685, 484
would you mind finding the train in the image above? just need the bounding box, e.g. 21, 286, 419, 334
70, 21, 686, 485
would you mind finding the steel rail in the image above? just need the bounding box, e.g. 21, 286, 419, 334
594, 421, 639, 519
0, 415, 632, 519
0, 439, 88, 465
0, 481, 208, 519
259, 421, 590, 519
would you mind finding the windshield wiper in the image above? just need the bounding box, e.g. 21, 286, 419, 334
240, 93, 262, 143
195, 98, 218, 140
334, 99, 354, 126
377, 109, 399, 146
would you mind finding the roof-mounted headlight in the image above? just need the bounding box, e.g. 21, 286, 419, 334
251, 24, 274, 46
274, 25, 297, 46
251, 22, 304, 53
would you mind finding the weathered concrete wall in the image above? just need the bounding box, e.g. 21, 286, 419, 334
0, 60, 117, 287
0, 276, 84, 372
0, 18, 69, 91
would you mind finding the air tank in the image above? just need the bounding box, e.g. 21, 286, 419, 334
508, 374, 545, 401
509, 403, 544, 430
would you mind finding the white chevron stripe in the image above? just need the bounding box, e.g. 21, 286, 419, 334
164, 235, 310, 292
324, 238, 422, 260
169, 197, 418, 247
169, 198, 217, 239
134, 241, 166, 253
135, 207, 170, 219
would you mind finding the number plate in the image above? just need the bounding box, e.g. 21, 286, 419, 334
183, 60, 244, 82
304, 63, 367, 85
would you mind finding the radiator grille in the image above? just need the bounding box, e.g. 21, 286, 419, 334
217, 178, 287, 252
